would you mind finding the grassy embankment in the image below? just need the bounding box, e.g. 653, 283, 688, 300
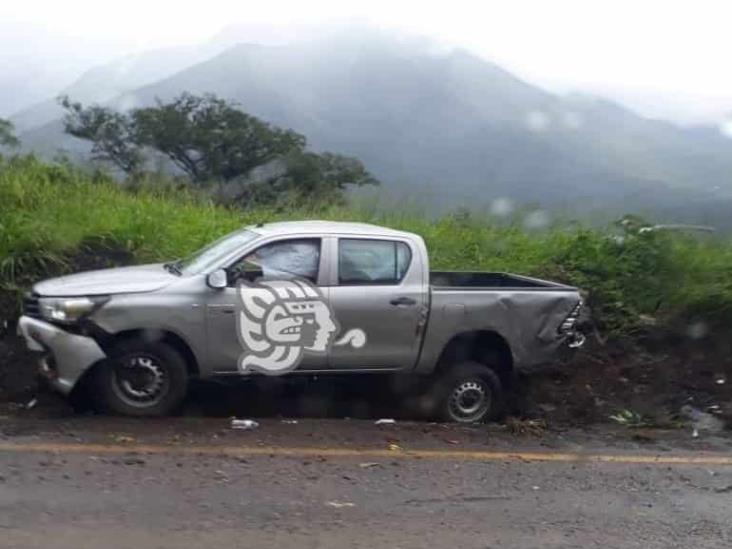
2, 155, 732, 338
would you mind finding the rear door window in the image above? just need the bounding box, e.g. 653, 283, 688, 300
338, 239, 411, 285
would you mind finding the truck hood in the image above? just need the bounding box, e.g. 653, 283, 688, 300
34, 263, 176, 297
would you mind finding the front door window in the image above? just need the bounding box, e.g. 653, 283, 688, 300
229, 239, 321, 284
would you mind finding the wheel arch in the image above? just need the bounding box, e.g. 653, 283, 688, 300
67, 328, 198, 413
435, 330, 515, 389
95, 328, 200, 378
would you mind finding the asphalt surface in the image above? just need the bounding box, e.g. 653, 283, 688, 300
1, 415, 731, 549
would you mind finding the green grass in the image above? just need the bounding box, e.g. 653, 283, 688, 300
2, 154, 732, 336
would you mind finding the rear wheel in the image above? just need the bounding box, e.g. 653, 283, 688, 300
94, 340, 188, 416
434, 361, 504, 423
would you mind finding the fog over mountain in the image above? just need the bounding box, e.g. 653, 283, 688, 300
11, 27, 732, 226
0, 20, 124, 117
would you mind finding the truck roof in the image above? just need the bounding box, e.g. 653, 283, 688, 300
249, 220, 416, 239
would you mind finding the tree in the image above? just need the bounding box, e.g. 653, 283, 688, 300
133, 93, 306, 182
60, 96, 143, 175
310, 152, 379, 190
278, 151, 377, 197
236, 151, 379, 207
59, 93, 378, 203
0, 118, 20, 149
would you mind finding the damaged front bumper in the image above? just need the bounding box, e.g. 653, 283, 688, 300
16, 315, 107, 395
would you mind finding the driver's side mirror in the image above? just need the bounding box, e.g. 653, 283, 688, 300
206, 269, 228, 289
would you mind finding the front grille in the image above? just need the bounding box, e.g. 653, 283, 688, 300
23, 293, 41, 319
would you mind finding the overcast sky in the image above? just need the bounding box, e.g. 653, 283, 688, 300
2, 0, 731, 123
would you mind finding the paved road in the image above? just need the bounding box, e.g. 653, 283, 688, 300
1, 416, 731, 549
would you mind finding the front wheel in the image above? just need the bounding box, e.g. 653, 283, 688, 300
93, 340, 189, 416
434, 361, 504, 423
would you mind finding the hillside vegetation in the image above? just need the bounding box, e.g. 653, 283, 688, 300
2, 155, 732, 339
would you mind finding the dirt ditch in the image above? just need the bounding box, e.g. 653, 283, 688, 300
523, 336, 732, 427
3, 328, 730, 431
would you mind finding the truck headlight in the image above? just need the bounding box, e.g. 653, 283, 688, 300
38, 296, 109, 324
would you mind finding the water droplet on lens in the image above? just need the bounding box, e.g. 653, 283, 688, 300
562, 111, 583, 130
526, 110, 550, 132
686, 321, 708, 340
490, 197, 514, 218
523, 210, 550, 231
718, 119, 732, 139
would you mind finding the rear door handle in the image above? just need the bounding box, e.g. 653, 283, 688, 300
390, 297, 416, 306
208, 304, 236, 314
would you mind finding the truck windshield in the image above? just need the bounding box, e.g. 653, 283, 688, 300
178, 229, 260, 275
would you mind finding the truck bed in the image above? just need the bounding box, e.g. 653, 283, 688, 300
418, 271, 582, 372
430, 271, 573, 290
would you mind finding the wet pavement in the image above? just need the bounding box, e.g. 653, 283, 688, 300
1, 413, 731, 548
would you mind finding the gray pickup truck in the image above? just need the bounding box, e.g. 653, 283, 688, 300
18, 221, 583, 422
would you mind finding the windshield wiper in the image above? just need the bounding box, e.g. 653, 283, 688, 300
164, 260, 182, 276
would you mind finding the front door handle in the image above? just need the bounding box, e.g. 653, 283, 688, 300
390, 296, 416, 306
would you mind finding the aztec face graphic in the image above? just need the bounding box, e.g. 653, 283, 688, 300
236, 278, 365, 374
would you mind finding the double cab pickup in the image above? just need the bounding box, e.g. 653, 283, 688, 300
18, 221, 583, 422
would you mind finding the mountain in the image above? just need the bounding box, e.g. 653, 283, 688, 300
16, 28, 732, 226
0, 20, 121, 118
10, 41, 232, 133
7, 22, 301, 132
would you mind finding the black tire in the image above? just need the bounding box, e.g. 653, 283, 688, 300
94, 339, 189, 417
433, 361, 504, 423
